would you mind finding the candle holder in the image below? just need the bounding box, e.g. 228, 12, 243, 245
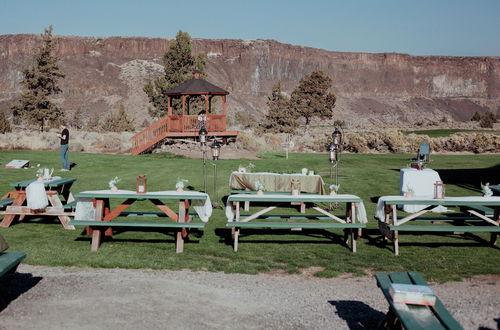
290, 179, 301, 196
136, 175, 147, 194
434, 181, 445, 199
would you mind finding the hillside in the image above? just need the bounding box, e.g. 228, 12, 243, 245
1, 34, 499, 128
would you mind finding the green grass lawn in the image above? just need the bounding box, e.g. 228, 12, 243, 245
403, 128, 500, 137
0, 150, 499, 282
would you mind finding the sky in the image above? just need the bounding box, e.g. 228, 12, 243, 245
1, 0, 499, 57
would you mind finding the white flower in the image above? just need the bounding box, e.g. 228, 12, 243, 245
176, 178, 188, 189
481, 182, 493, 197
108, 176, 120, 188
329, 184, 340, 192
255, 180, 264, 191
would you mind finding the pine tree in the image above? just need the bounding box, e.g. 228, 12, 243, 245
0, 110, 12, 134
86, 113, 101, 132
100, 105, 135, 132
11, 26, 65, 131
260, 83, 297, 133
72, 108, 84, 129
144, 31, 206, 119
290, 71, 336, 126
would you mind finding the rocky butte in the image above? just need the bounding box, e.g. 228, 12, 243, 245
0, 34, 499, 128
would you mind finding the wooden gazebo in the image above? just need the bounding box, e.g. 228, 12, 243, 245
131, 73, 238, 154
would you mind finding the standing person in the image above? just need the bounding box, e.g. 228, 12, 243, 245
57, 124, 70, 171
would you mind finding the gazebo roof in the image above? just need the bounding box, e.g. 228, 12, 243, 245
164, 77, 229, 96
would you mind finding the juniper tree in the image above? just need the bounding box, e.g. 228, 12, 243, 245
100, 104, 135, 132
290, 71, 336, 127
11, 26, 65, 131
261, 83, 297, 133
0, 110, 12, 134
144, 31, 206, 118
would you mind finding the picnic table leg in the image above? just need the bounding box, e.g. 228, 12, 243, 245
91, 229, 102, 252
234, 228, 239, 252
176, 200, 186, 253
491, 207, 499, 246
0, 193, 26, 228
47, 193, 75, 230
233, 201, 240, 251
393, 206, 399, 256
351, 202, 356, 253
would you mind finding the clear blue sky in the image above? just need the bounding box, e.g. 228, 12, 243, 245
1, 0, 499, 56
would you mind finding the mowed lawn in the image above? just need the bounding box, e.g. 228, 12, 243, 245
0, 150, 498, 282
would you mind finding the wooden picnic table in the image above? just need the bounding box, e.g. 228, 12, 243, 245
376, 196, 500, 255
225, 193, 367, 252
71, 190, 211, 253
0, 177, 76, 229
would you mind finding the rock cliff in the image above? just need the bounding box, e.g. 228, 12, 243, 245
1, 34, 499, 128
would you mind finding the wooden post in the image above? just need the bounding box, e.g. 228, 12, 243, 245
222, 95, 227, 131
167, 96, 172, 115
205, 95, 209, 113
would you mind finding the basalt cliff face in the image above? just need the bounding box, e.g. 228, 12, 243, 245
1, 34, 499, 128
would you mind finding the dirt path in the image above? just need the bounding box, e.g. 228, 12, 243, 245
0, 265, 498, 330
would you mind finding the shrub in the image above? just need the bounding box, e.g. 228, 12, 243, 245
0, 110, 12, 134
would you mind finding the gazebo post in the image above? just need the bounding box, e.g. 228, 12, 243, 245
167, 96, 172, 115
181, 95, 186, 115
204, 95, 210, 113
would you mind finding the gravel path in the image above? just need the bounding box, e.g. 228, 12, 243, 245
0, 265, 498, 330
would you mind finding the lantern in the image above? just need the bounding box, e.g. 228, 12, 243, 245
136, 175, 147, 194
290, 179, 301, 196
198, 126, 208, 145
332, 127, 343, 146
210, 139, 221, 160
434, 181, 445, 199
328, 143, 339, 163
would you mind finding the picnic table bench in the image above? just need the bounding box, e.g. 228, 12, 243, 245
375, 271, 463, 330
376, 196, 500, 255
226, 193, 367, 252
0, 252, 27, 278
0, 177, 76, 229
72, 190, 211, 253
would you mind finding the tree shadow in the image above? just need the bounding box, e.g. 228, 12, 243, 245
0, 272, 42, 312
214, 227, 352, 250
328, 300, 385, 329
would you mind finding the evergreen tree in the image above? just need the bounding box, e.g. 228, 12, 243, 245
290, 71, 336, 126
100, 105, 135, 132
260, 83, 297, 133
11, 26, 65, 131
144, 31, 206, 119
86, 113, 101, 132
0, 110, 12, 134
71, 107, 84, 129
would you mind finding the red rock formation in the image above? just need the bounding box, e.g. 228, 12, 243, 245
0, 34, 498, 127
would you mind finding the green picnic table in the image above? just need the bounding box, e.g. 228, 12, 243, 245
375, 272, 463, 329
225, 193, 367, 252
376, 196, 500, 255
71, 190, 211, 253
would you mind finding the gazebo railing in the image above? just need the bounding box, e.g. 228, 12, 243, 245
131, 114, 227, 154
167, 115, 226, 132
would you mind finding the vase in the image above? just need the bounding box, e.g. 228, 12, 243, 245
111, 186, 118, 192
257, 190, 264, 195
330, 190, 337, 196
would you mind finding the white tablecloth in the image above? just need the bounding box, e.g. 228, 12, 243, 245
399, 168, 447, 213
